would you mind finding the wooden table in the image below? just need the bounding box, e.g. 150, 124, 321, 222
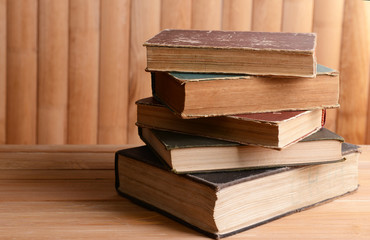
1, 145, 369, 239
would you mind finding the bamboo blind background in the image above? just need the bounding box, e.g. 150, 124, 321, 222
0, 0, 370, 145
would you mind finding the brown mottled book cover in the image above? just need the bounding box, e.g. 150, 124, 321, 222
144, 29, 317, 77
145, 29, 316, 52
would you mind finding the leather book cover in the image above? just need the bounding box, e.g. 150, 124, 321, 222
144, 29, 316, 53
342, 142, 361, 155
136, 97, 323, 125
144, 29, 317, 77
150, 63, 338, 118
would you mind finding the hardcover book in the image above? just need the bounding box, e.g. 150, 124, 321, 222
144, 29, 317, 77
115, 143, 360, 239
139, 127, 344, 173
136, 97, 325, 149
151, 64, 339, 118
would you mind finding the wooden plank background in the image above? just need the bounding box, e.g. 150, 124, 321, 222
38, 0, 69, 144
0, 0, 6, 144
6, 0, 38, 144
1, 0, 370, 145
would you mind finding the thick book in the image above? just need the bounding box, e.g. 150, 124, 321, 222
151, 64, 339, 118
136, 97, 325, 149
139, 127, 344, 173
144, 29, 317, 77
115, 143, 360, 239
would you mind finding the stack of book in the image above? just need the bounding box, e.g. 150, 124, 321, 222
115, 29, 360, 239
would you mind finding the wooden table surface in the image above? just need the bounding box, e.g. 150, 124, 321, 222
0, 144, 369, 239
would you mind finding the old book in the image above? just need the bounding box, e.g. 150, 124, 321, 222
136, 97, 325, 149
139, 127, 344, 173
144, 29, 317, 77
151, 64, 339, 118
115, 143, 360, 239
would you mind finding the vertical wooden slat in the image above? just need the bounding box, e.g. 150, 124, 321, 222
161, 0, 191, 29
366, 1, 370, 47
98, 0, 130, 144
222, 0, 252, 31
324, 110, 339, 133
282, 0, 313, 32
252, 0, 283, 32
312, 0, 344, 69
127, 0, 161, 143
0, 0, 5, 144
38, 0, 69, 144
338, 0, 369, 144
366, 0, 370, 143
191, 0, 222, 30
312, 0, 344, 132
68, 0, 100, 144
6, 0, 37, 144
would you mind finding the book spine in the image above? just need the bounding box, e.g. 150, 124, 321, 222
150, 72, 156, 97
322, 109, 326, 127
114, 151, 121, 190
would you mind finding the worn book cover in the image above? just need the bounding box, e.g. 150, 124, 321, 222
136, 97, 325, 149
151, 64, 339, 118
144, 29, 317, 77
139, 127, 344, 173
142, 127, 342, 150
115, 143, 359, 238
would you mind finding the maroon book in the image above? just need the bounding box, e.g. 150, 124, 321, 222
144, 29, 317, 77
